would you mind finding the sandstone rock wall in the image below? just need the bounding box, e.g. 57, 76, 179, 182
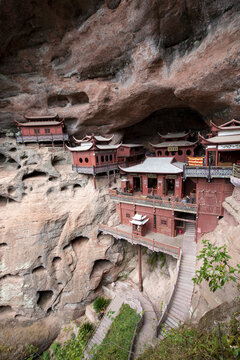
0, 1, 240, 137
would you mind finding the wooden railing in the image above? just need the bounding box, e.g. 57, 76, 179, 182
183, 165, 232, 180
73, 163, 121, 175
110, 193, 198, 214
155, 248, 182, 336
99, 224, 181, 259
16, 133, 69, 143
232, 164, 240, 179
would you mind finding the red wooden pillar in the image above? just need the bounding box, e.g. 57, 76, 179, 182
138, 244, 143, 292
215, 146, 218, 166
93, 176, 96, 189
206, 149, 209, 166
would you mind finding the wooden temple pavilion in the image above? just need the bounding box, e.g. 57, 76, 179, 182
116, 144, 145, 167
116, 157, 193, 238
183, 119, 239, 235
66, 134, 121, 188
150, 131, 197, 162
15, 114, 68, 146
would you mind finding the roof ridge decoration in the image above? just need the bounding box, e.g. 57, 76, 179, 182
73, 134, 114, 144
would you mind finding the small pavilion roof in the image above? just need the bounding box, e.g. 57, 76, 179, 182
119, 157, 183, 174
210, 119, 240, 131
130, 213, 149, 226
158, 131, 190, 139
15, 119, 63, 127
66, 143, 121, 152
73, 134, 114, 144
150, 140, 197, 148
199, 133, 240, 145
24, 114, 59, 121
120, 144, 144, 148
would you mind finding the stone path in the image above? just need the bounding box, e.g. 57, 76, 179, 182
159, 222, 196, 337
84, 281, 157, 359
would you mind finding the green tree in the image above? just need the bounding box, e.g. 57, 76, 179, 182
193, 239, 240, 292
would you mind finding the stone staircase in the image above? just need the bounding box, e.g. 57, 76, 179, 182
159, 222, 196, 337
84, 295, 122, 359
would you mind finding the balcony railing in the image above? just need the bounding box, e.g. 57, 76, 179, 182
73, 163, 121, 175
232, 164, 240, 179
109, 192, 197, 214
183, 165, 233, 180
99, 224, 181, 258
16, 133, 69, 143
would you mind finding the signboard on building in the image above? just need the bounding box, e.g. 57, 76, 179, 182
218, 144, 240, 150
168, 146, 178, 152
166, 175, 177, 179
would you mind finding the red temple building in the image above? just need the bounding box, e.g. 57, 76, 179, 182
183, 119, 240, 235
66, 134, 121, 187
116, 144, 145, 167
150, 131, 197, 162
15, 114, 68, 146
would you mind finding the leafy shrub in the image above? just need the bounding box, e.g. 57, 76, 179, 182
137, 318, 240, 360
93, 297, 110, 313
78, 321, 94, 341
147, 252, 166, 271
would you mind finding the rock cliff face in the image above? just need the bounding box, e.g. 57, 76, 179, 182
0, 139, 176, 358
0, 0, 240, 137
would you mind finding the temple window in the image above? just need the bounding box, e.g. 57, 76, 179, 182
148, 177, 157, 189
44, 128, 50, 134
96, 156, 99, 163
105, 155, 109, 162
34, 129, 40, 134
101, 155, 104, 162
178, 149, 183, 155
186, 149, 192, 156
171, 151, 176, 155
110, 154, 113, 161
79, 157, 83, 163
161, 219, 167, 225
158, 150, 162, 156
85, 157, 89, 163
126, 213, 130, 218
165, 150, 169, 156
154, 215, 156, 228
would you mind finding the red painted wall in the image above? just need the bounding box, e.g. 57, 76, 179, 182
155, 145, 195, 162
21, 125, 63, 136
118, 202, 175, 237
72, 150, 118, 167
196, 178, 234, 234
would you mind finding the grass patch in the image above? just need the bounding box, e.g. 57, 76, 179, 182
93, 303, 141, 360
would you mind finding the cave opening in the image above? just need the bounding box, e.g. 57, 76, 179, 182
32, 265, 45, 275
22, 171, 47, 181
69, 92, 89, 105
71, 236, 89, 255
90, 259, 112, 278
0, 153, 6, 164
122, 107, 207, 145
37, 290, 53, 311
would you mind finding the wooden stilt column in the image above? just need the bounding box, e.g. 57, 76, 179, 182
93, 176, 96, 189
107, 171, 110, 187
113, 169, 116, 183
138, 244, 143, 292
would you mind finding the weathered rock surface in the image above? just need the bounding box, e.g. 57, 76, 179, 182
0, 138, 177, 358
0, 1, 240, 136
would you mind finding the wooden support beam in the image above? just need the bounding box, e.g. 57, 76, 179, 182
138, 244, 143, 292
174, 217, 196, 223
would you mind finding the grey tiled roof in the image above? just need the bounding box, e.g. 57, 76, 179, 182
119, 157, 184, 174
151, 141, 196, 148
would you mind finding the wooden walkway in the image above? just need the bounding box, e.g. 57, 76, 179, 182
159, 222, 196, 337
